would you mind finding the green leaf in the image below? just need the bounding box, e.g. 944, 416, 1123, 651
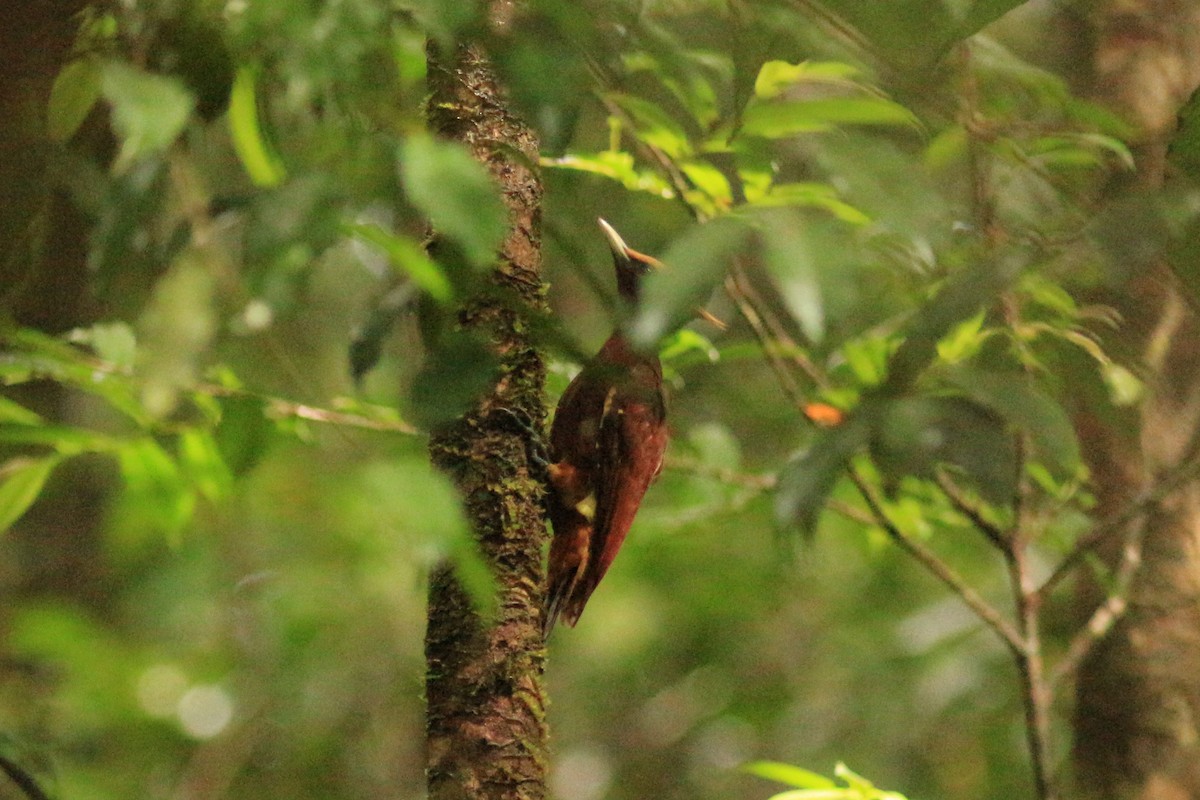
659, 329, 720, 366
775, 414, 872, 535
115, 438, 196, 541
1168, 82, 1200, 177
0, 424, 120, 456
885, 252, 1025, 392
744, 761, 838, 790
817, 0, 1027, 70
630, 216, 752, 349
345, 222, 452, 302
229, 65, 286, 188
0, 397, 42, 425
213, 395, 275, 476
409, 330, 499, 429
748, 183, 870, 226
740, 97, 918, 139
935, 310, 987, 364
607, 93, 694, 159
359, 457, 497, 617
101, 61, 195, 170
541, 151, 674, 198
400, 135, 507, 268
943, 369, 1081, 479
48, 59, 102, 142
761, 211, 826, 342
178, 429, 233, 502
67, 322, 137, 371
754, 61, 861, 100
0, 457, 60, 534
870, 396, 1016, 505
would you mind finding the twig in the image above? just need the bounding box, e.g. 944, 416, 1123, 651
1050, 512, 1146, 687
0, 754, 52, 800
727, 260, 829, 389
722, 271, 809, 411
1008, 536, 1055, 800
1005, 435, 1055, 800
850, 467, 1025, 653
663, 454, 776, 491
935, 467, 1007, 550
1039, 451, 1200, 597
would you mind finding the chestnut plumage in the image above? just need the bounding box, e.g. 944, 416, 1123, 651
543, 220, 669, 634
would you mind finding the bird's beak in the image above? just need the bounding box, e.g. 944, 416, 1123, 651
597, 217, 628, 257
597, 217, 663, 270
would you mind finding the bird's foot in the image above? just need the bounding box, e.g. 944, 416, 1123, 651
487, 406, 551, 484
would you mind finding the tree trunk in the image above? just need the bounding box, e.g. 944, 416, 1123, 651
1073, 4, 1200, 798
422, 20, 549, 800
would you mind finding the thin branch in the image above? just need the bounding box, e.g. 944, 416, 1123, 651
850, 467, 1025, 653
1039, 449, 1200, 597
722, 271, 809, 411
935, 467, 1008, 551
0, 754, 51, 800
1005, 434, 1055, 800
1008, 536, 1055, 800
727, 260, 829, 389
1050, 512, 1147, 687
663, 454, 776, 491
5, 343, 422, 437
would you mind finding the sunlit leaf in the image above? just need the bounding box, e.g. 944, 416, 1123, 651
0, 397, 42, 426
345, 222, 452, 302
48, 59, 102, 142
885, 252, 1025, 392
607, 93, 694, 159
659, 329, 720, 365
0, 424, 121, 456
935, 311, 987, 364
178, 429, 233, 502
67, 322, 137, 371
740, 98, 918, 139
748, 183, 870, 226
229, 65, 286, 188
0, 457, 60, 535
541, 151, 674, 198
744, 761, 838, 790
101, 61, 195, 170
400, 135, 507, 268
115, 438, 196, 541
754, 61, 861, 100
679, 161, 734, 208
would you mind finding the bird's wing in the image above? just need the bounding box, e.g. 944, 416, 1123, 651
586, 385, 668, 593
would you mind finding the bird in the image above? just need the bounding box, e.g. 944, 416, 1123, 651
543, 219, 670, 635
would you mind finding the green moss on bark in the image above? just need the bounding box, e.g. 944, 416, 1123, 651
422, 30, 549, 800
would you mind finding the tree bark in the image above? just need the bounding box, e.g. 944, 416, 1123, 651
1073, 3, 1200, 798
422, 20, 549, 800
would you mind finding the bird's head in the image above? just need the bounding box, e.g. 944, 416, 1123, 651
598, 218, 662, 304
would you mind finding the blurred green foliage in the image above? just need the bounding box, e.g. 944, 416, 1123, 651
3, 0, 1196, 799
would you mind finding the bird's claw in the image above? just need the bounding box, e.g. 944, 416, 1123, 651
488, 406, 551, 485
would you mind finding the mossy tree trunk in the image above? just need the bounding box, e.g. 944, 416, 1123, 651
422, 14, 549, 800
1073, 3, 1200, 797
